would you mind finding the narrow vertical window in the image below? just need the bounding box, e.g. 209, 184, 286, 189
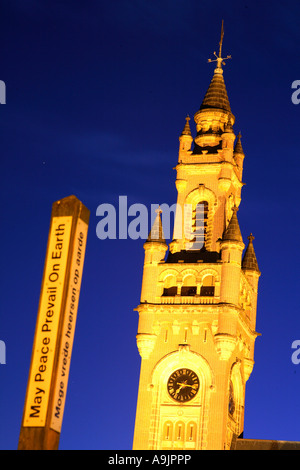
166, 423, 170, 440
175, 422, 185, 442
177, 424, 182, 440
186, 422, 197, 443
164, 329, 168, 343
193, 201, 208, 249
189, 424, 194, 440
163, 421, 173, 441
228, 381, 235, 416
184, 328, 188, 343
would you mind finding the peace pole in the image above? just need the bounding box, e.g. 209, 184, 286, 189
18, 195, 89, 450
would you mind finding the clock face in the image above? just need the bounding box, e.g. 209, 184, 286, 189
167, 368, 200, 402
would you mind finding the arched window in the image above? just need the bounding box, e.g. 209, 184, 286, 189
163, 275, 177, 296
163, 421, 173, 441
200, 275, 215, 297
175, 421, 185, 442
186, 421, 197, 442
181, 274, 196, 296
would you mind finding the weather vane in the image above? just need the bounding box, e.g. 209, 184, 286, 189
208, 20, 231, 69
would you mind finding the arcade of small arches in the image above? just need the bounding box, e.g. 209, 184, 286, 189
159, 268, 220, 298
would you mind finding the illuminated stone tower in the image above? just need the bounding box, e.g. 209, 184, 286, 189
133, 23, 260, 451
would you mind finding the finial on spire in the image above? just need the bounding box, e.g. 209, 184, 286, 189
248, 233, 255, 243
234, 132, 244, 155
218, 19, 224, 58
155, 205, 162, 215
180, 115, 192, 136
146, 205, 166, 243
208, 20, 232, 72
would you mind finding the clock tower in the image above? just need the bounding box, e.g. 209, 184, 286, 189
132, 24, 260, 451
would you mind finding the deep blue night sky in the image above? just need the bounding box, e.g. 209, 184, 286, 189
0, 1, 300, 450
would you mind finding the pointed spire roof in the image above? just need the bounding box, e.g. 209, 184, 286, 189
234, 132, 244, 154
223, 206, 243, 243
199, 71, 232, 114
180, 115, 192, 136
146, 207, 166, 243
242, 234, 260, 273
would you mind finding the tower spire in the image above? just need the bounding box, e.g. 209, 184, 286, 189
208, 20, 231, 73
197, 21, 232, 116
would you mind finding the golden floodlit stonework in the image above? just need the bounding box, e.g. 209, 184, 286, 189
133, 26, 261, 451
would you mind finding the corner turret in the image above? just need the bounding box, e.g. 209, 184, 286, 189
140, 209, 168, 304
179, 115, 193, 155
220, 206, 244, 305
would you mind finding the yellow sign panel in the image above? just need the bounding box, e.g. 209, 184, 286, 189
50, 217, 88, 432
23, 216, 72, 427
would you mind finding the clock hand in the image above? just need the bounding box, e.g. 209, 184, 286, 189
177, 381, 198, 390
174, 381, 186, 396
184, 383, 198, 390
175, 381, 189, 394
175, 383, 184, 392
